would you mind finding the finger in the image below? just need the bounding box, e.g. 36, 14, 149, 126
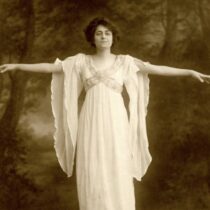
202, 74, 210, 79
0, 65, 7, 73
203, 75, 210, 81
205, 79, 210, 84
202, 77, 210, 84
0, 69, 7, 73
198, 76, 204, 83
204, 79, 210, 84
201, 75, 210, 83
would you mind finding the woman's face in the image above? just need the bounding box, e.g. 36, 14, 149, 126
94, 25, 113, 49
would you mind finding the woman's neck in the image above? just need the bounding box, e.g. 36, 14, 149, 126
95, 48, 113, 58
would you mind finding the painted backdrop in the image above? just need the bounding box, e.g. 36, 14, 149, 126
0, 0, 210, 210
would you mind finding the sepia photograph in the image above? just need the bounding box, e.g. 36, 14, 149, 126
0, 0, 210, 210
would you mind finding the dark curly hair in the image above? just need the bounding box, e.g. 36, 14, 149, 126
84, 17, 120, 47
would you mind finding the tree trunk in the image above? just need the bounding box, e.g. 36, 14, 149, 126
0, 0, 36, 209
0, 0, 35, 133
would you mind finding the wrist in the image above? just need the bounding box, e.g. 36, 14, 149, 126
189, 70, 195, 77
15, 64, 21, 71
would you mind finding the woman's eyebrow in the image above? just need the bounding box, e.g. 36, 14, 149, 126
95, 29, 111, 33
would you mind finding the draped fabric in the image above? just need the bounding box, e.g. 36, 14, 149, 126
51, 53, 152, 181
51, 53, 152, 210
51, 54, 84, 177
124, 56, 152, 181
51, 54, 151, 181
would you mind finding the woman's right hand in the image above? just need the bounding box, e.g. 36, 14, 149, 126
0, 64, 18, 73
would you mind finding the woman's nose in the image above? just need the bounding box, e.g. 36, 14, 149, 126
101, 33, 106, 39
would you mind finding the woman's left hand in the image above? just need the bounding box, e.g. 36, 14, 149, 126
191, 71, 210, 84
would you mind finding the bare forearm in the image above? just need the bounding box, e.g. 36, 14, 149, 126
145, 64, 210, 83
17, 63, 61, 73
146, 64, 194, 76
0, 63, 62, 73
134, 58, 194, 76
134, 58, 210, 83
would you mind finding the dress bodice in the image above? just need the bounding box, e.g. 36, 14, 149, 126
80, 55, 125, 93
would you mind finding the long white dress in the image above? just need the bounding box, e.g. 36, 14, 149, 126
51, 53, 152, 210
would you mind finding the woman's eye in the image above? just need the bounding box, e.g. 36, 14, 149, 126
95, 31, 112, 36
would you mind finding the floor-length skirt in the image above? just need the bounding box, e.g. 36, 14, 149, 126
76, 83, 135, 210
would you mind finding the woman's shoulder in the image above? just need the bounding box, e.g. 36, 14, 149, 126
117, 54, 141, 62
64, 53, 86, 61
117, 54, 137, 65
62, 53, 88, 68
121, 54, 144, 61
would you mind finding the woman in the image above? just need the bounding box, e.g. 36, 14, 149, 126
0, 17, 210, 210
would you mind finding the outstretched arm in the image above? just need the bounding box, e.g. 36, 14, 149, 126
134, 58, 210, 83
0, 62, 62, 73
